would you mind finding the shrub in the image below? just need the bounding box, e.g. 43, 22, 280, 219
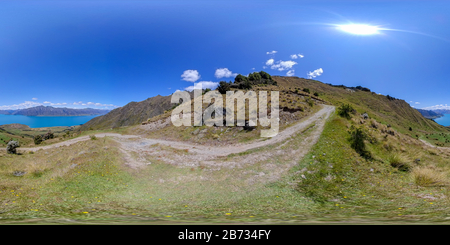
303, 88, 310, 94
337, 104, 355, 119
90, 135, 97, 140
349, 126, 371, 158
34, 135, 43, 145
313, 92, 319, 97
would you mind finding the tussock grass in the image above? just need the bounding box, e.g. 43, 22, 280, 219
386, 153, 411, 171
411, 166, 448, 187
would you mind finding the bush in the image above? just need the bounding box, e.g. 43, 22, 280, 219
303, 88, 310, 94
348, 126, 371, 158
90, 135, 97, 140
248, 72, 262, 82
217, 81, 231, 94
313, 92, 319, 97
337, 104, 355, 119
34, 135, 43, 145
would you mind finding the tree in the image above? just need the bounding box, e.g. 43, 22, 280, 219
259, 71, 272, 80
234, 74, 248, 83
248, 72, 261, 82
217, 81, 231, 94
238, 80, 252, 89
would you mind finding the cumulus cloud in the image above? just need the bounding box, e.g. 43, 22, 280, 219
266, 50, 277, 55
290, 54, 304, 59
270, 60, 298, 71
0, 101, 43, 110
307, 68, 324, 79
422, 104, 450, 110
286, 70, 295, 76
184, 81, 219, 92
181, 70, 201, 82
215, 68, 237, 79
265, 59, 274, 66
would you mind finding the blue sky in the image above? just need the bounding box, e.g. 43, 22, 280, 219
1, 0, 450, 110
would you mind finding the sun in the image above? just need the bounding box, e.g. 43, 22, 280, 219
337, 24, 380, 35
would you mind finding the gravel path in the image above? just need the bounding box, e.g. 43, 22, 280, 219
20, 105, 335, 156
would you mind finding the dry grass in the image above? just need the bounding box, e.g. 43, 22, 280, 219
411, 166, 448, 187
386, 153, 411, 171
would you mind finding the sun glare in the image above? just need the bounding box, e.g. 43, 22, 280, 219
337, 24, 380, 35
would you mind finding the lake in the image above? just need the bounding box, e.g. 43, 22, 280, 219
433, 114, 450, 127
0, 114, 100, 128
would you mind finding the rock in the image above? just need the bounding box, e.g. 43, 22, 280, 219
243, 120, 256, 131
192, 128, 200, 135
6, 141, 19, 154
12, 170, 26, 177
361, 113, 369, 119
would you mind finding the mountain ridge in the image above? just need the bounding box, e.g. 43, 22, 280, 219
0, 106, 110, 116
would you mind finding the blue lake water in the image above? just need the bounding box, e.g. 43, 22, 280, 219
433, 114, 450, 127
0, 114, 100, 128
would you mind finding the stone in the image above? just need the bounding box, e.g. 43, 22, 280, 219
12, 170, 26, 177
361, 113, 369, 119
6, 141, 19, 154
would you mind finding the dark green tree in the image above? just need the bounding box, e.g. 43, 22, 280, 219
217, 81, 231, 94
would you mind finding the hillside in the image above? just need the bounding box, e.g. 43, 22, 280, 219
80, 95, 174, 130
0, 106, 110, 116
272, 76, 449, 137
4, 75, 450, 224
416, 108, 444, 119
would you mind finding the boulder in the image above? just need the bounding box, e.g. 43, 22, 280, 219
243, 120, 257, 131
361, 113, 369, 119
6, 141, 20, 154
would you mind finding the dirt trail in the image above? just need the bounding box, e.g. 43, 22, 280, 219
20, 105, 335, 156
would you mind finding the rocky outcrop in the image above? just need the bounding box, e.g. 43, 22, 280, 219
6, 141, 19, 154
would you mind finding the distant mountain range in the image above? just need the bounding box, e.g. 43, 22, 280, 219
0, 106, 110, 116
416, 108, 445, 119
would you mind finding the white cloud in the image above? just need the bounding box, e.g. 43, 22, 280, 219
415, 102, 420, 105
43, 101, 51, 104
181, 70, 201, 82
184, 81, 219, 92
286, 70, 295, 76
32, 98, 38, 100
307, 68, 324, 79
265, 59, 274, 66
0, 101, 43, 110
422, 104, 450, 110
270, 60, 298, 71
214, 68, 237, 79
266, 50, 277, 55
290, 54, 304, 59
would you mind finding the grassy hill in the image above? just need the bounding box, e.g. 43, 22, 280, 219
80, 95, 174, 131
3, 75, 450, 223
